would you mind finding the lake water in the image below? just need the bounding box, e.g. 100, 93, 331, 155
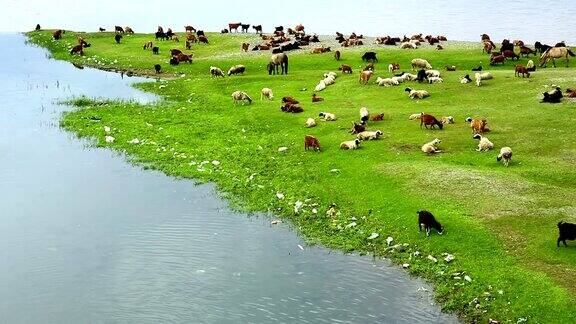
4, 0, 576, 44
0, 34, 457, 323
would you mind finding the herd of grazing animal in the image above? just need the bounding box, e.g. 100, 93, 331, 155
43, 24, 576, 245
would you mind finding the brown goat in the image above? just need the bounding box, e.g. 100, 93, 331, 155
339, 64, 352, 73
470, 118, 489, 134
420, 114, 443, 130
359, 70, 373, 84
349, 122, 366, 134
282, 96, 299, 104
312, 93, 324, 102
514, 64, 530, 78
370, 113, 384, 121
304, 135, 321, 151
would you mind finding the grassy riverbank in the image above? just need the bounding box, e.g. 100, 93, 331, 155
27, 30, 576, 323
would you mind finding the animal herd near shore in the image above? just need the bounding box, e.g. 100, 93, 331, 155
36, 22, 576, 248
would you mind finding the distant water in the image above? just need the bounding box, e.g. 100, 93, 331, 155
0, 33, 457, 323
4, 0, 576, 44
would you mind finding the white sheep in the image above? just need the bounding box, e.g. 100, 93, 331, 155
411, 58, 432, 70
475, 72, 493, 86
403, 73, 418, 81
260, 87, 273, 100
425, 70, 441, 78
210, 66, 224, 77
305, 118, 317, 128
323, 71, 337, 79
231, 91, 252, 105
497, 147, 513, 166
319, 112, 337, 121
428, 76, 444, 84
315, 80, 327, 92
526, 60, 535, 69
409, 112, 424, 120
421, 138, 442, 154
323, 75, 336, 85
357, 130, 383, 140
340, 139, 361, 150
391, 75, 405, 83
473, 134, 493, 151
405, 88, 430, 99
440, 116, 454, 124
460, 75, 472, 84
401, 42, 417, 49
376, 77, 399, 86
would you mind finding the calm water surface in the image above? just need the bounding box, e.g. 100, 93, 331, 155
0, 34, 458, 323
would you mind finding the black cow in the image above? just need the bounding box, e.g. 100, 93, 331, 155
417, 210, 444, 237
557, 221, 576, 247
361, 51, 378, 62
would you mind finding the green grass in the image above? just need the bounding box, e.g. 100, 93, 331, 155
27, 29, 576, 323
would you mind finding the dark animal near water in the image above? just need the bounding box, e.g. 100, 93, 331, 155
418, 210, 444, 237
169, 57, 179, 65
228, 23, 241, 32
53, 29, 63, 40
514, 64, 530, 78
152, 47, 159, 55
35, 24, 41, 31
269, 53, 288, 75
557, 221, 576, 247
361, 51, 378, 62
114, 34, 122, 44
420, 114, 443, 129
304, 135, 321, 151
154, 64, 161, 73
471, 65, 482, 71
541, 87, 563, 103
69, 44, 84, 55
175, 53, 193, 64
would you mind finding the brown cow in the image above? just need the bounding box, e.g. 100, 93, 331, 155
53, 29, 63, 40
125, 27, 134, 34
70, 44, 84, 55
228, 23, 241, 32
198, 35, 209, 44
304, 135, 321, 151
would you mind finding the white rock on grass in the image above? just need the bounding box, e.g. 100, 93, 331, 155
104, 136, 115, 143
211, 160, 220, 166
464, 275, 472, 282
294, 200, 303, 214
128, 138, 140, 144
402, 263, 410, 269
427, 255, 438, 263
104, 126, 111, 133
278, 147, 288, 152
386, 236, 394, 246
443, 253, 455, 263
276, 192, 285, 200
345, 222, 357, 229
368, 233, 379, 240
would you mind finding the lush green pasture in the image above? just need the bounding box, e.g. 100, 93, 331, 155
27, 30, 576, 323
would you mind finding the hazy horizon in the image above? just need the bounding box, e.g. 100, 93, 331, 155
3, 0, 576, 44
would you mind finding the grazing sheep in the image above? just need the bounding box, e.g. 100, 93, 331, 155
359, 107, 370, 124
312, 93, 324, 102
319, 112, 337, 121
497, 147, 513, 166
261, 88, 274, 100
405, 88, 430, 99
417, 210, 444, 236
281, 102, 304, 113
210, 66, 225, 77
403, 73, 418, 81
475, 72, 493, 86
515, 64, 530, 78
357, 130, 383, 140
228, 65, 246, 76
339, 64, 353, 73
323, 75, 336, 85
315, 80, 327, 92
304, 135, 321, 151
468, 117, 489, 134
143, 41, 153, 50
411, 58, 432, 70
557, 221, 576, 247
305, 118, 317, 128
421, 138, 442, 154
542, 87, 563, 103
376, 77, 399, 86
409, 112, 424, 120
371, 113, 384, 121
401, 42, 417, 49
340, 139, 362, 150
154, 64, 161, 73
473, 134, 494, 151
349, 122, 366, 134
425, 70, 441, 78
440, 116, 454, 124
460, 74, 472, 84
231, 91, 252, 105
359, 70, 374, 84
428, 76, 444, 84
420, 114, 443, 129
446, 65, 456, 71
391, 75, 406, 83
